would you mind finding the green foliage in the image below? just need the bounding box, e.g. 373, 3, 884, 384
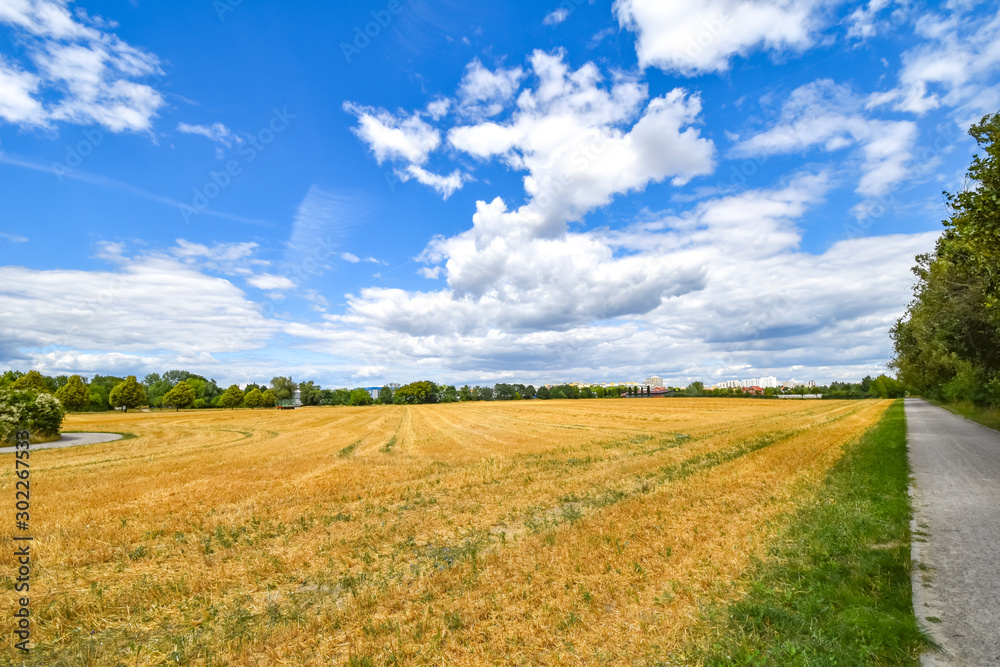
244, 388, 263, 409
162, 380, 195, 411
892, 113, 1000, 405
270, 376, 296, 402
322, 388, 352, 406
260, 389, 277, 408
298, 380, 322, 406
378, 385, 395, 404
12, 370, 52, 394
393, 381, 438, 404
109, 376, 147, 412
220, 385, 245, 410
54, 375, 90, 411
0, 389, 65, 443
348, 388, 374, 406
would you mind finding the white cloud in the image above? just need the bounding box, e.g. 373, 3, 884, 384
543, 8, 570, 26
177, 122, 240, 147
0, 57, 45, 125
0, 231, 29, 243
396, 165, 469, 199
457, 59, 524, 118
288, 176, 936, 386
448, 51, 714, 234
426, 98, 451, 120
0, 1, 165, 132
734, 80, 917, 197
340, 252, 361, 263
246, 273, 296, 290
343, 102, 441, 165
0, 247, 276, 357
613, 0, 823, 75
868, 6, 1000, 120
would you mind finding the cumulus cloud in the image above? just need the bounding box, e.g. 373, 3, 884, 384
342, 102, 441, 165
867, 5, 1000, 121
457, 59, 524, 117
613, 0, 823, 75
448, 50, 714, 233
0, 0, 165, 131
734, 80, 918, 199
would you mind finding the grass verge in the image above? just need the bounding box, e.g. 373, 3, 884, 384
934, 400, 1000, 432
688, 399, 927, 665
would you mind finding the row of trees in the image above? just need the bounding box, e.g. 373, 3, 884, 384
891, 112, 1000, 406
1, 367, 910, 415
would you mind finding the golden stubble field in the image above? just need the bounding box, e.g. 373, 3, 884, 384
0, 398, 891, 665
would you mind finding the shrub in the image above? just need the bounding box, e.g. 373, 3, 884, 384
0, 389, 65, 443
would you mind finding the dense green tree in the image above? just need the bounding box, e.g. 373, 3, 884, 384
298, 380, 322, 406
394, 381, 438, 404
109, 376, 147, 412
220, 384, 245, 409
892, 113, 1000, 405
440, 385, 459, 403
261, 389, 278, 408
12, 370, 51, 394
378, 385, 395, 404
536, 386, 551, 399
270, 377, 297, 402
349, 388, 374, 406
55, 375, 90, 411
459, 385, 474, 401
244, 388, 264, 409
162, 380, 195, 411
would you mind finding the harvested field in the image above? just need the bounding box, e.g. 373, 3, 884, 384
0, 398, 891, 665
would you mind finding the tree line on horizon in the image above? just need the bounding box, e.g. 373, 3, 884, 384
891, 112, 1000, 407
0, 368, 903, 414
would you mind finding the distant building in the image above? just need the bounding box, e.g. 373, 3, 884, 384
644, 376, 664, 387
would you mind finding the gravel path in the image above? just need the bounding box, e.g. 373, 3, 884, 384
0, 432, 123, 454
906, 398, 1000, 665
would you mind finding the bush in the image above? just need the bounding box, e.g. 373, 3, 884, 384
0, 390, 65, 443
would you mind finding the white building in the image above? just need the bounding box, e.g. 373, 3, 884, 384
644, 376, 664, 387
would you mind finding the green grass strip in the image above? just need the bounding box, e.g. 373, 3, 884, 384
688, 399, 927, 666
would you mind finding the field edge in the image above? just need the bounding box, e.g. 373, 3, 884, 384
681, 398, 929, 666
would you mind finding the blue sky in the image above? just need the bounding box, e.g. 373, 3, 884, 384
1, 0, 997, 388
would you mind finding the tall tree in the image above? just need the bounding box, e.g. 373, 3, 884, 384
55, 375, 90, 411
220, 385, 245, 410
270, 376, 297, 402
892, 113, 1000, 405
378, 385, 395, 404
261, 389, 278, 408
109, 376, 147, 412
162, 380, 195, 411
244, 388, 264, 409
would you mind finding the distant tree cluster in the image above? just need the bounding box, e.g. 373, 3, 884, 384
891, 112, 1000, 406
